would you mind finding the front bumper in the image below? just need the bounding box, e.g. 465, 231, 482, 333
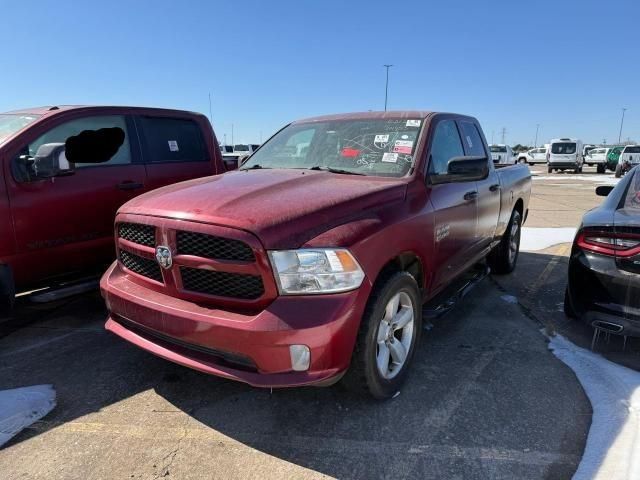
101, 262, 371, 387
567, 250, 640, 335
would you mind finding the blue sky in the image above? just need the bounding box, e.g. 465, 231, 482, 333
1, 0, 638, 146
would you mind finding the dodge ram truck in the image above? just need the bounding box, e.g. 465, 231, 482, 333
101, 111, 531, 399
0, 105, 227, 314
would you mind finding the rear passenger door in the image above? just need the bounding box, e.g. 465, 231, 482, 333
459, 120, 500, 255
135, 115, 214, 191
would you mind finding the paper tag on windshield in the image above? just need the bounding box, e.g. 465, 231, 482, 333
393, 140, 413, 154
382, 152, 398, 163
406, 119, 421, 127
168, 140, 179, 152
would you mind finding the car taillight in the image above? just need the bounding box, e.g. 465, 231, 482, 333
577, 230, 640, 257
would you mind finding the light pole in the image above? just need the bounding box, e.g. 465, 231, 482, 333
618, 108, 627, 144
534, 124, 540, 147
383, 64, 393, 111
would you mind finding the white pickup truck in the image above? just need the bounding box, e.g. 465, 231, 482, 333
489, 144, 515, 165
585, 147, 608, 173
517, 147, 547, 165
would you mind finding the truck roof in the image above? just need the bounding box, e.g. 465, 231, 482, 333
3, 105, 204, 117
293, 110, 436, 124
550, 138, 580, 143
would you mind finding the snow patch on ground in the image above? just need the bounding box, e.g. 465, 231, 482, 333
500, 295, 519, 304
520, 227, 576, 251
532, 174, 619, 186
0, 385, 56, 447
548, 335, 640, 480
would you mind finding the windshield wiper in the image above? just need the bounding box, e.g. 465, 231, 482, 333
308, 166, 365, 175
240, 164, 270, 171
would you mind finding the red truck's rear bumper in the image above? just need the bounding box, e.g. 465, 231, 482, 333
100, 262, 371, 388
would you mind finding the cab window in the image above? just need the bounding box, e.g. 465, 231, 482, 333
428, 120, 464, 175
137, 116, 207, 163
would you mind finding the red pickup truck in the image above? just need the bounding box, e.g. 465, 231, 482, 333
101, 111, 531, 398
0, 105, 226, 313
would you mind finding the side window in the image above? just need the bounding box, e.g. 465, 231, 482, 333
458, 121, 486, 157
28, 115, 131, 169
428, 120, 464, 175
623, 170, 640, 210
138, 116, 207, 163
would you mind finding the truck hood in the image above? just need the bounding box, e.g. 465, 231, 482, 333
120, 169, 406, 248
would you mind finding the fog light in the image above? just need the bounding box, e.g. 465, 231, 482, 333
289, 345, 310, 371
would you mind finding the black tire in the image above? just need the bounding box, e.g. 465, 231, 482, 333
342, 271, 421, 399
0, 265, 14, 317
564, 287, 577, 319
597, 164, 605, 174
548, 166, 553, 173
615, 163, 623, 178
488, 209, 522, 274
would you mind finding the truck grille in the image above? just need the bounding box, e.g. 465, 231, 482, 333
120, 250, 163, 282
118, 223, 156, 247
180, 267, 264, 299
176, 231, 255, 261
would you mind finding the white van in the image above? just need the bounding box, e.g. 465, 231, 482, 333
489, 144, 515, 165
615, 145, 640, 177
586, 147, 609, 173
547, 138, 583, 173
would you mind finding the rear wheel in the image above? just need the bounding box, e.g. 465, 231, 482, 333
597, 164, 605, 174
615, 163, 623, 178
342, 271, 421, 399
488, 209, 522, 274
0, 265, 15, 318
548, 166, 553, 173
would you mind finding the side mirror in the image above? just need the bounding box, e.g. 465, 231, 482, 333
431, 156, 489, 184
596, 185, 614, 197
447, 156, 489, 178
32, 143, 75, 178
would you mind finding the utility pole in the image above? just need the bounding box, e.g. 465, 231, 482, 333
231, 123, 234, 146
534, 124, 540, 147
259, 131, 263, 143
383, 64, 393, 111
618, 108, 627, 143
491, 131, 495, 144
208, 93, 213, 124
223, 133, 227, 146
500, 127, 507, 144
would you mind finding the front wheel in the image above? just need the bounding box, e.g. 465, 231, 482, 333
488, 209, 522, 274
548, 166, 553, 173
342, 271, 421, 399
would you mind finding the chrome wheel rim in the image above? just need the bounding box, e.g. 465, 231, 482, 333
508, 219, 520, 264
375, 291, 415, 380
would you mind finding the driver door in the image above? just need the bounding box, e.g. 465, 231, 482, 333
6, 114, 147, 288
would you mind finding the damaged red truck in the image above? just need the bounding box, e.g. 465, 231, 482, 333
101, 111, 531, 398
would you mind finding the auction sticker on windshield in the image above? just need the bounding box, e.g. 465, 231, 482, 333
393, 140, 413, 154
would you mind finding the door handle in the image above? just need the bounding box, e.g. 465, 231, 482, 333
489, 183, 501, 192
464, 191, 478, 201
117, 182, 144, 191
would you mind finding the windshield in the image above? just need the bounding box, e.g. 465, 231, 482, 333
551, 143, 576, 154
241, 118, 424, 177
490, 146, 507, 153
0, 113, 41, 144
234, 144, 249, 152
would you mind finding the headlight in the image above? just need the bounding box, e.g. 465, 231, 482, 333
268, 249, 365, 295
